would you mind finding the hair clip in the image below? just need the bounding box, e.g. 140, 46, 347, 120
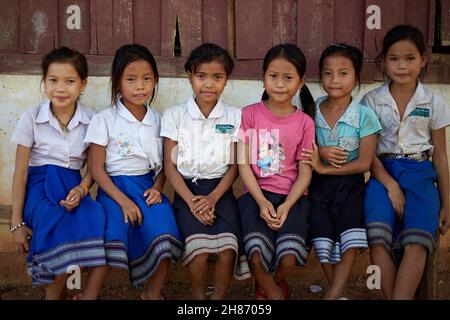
330, 43, 347, 49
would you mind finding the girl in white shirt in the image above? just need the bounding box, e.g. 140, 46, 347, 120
10, 47, 107, 300
162, 43, 250, 300
83, 44, 182, 300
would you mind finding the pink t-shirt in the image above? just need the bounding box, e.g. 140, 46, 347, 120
240, 101, 315, 195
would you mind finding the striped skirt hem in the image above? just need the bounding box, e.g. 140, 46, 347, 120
105, 234, 183, 288
244, 232, 308, 273
312, 228, 368, 264
28, 238, 106, 286
181, 232, 251, 280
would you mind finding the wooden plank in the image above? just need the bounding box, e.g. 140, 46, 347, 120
91, 0, 132, 55
428, 0, 436, 46
297, 0, 334, 79
58, 0, 91, 53
0, 0, 20, 53
20, 0, 58, 54
202, 0, 228, 50
179, 0, 202, 57
363, 0, 406, 62
334, 0, 365, 51
161, 0, 178, 57
273, 0, 297, 45
404, 0, 433, 48
235, 0, 273, 59
441, 0, 450, 46
91, 0, 113, 55
133, 0, 162, 56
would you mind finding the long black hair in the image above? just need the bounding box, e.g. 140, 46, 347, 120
377, 25, 428, 79
319, 43, 363, 89
261, 43, 315, 119
184, 43, 234, 77
111, 44, 159, 106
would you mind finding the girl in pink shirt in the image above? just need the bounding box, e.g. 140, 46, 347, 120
238, 44, 315, 300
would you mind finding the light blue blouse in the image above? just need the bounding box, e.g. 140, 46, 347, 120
315, 96, 382, 162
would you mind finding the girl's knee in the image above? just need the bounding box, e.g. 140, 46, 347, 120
403, 244, 427, 257
249, 251, 263, 267
191, 253, 210, 265
279, 255, 296, 268
218, 249, 236, 261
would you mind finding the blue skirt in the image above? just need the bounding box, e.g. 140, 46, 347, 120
96, 172, 183, 288
365, 158, 440, 257
24, 165, 106, 286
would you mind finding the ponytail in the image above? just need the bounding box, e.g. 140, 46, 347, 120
300, 85, 315, 119
261, 89, 269, 101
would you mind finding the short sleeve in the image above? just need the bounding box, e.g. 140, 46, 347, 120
11, 111, 34, 148
160, 107, 179, 141
359, 105, 382, 138
430, 94, 450, 130
296, 115, 316, 160
84, 113, 109, 146
238, 107, 253, 144
231, 108, 242, 142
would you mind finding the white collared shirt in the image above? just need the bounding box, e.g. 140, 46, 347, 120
361, 82, 450, 155
160, 96, 241, 181
84, 100, 163, 177
11, 100, 95, 170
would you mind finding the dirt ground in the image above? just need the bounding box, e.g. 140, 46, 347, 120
1, 248, 449, 300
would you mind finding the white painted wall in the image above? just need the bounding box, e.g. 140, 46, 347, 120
1, 74, 450, 207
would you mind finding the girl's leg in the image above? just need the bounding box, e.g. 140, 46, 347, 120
76, 266, 111, 300
392, 244, 427, 300
141, 258, 170, 300
187, 253, 209, 300
321, 263, 334, 283
45, 273, 69, 300
323, 248, 357, 300
273, 255, 296, 284
370, 244, 397, 299
250, 252, 284, 300
210, 249, 236, 300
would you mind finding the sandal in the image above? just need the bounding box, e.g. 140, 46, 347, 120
255, 281, 267, 300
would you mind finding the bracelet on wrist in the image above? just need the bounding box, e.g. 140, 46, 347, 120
10, 222, 26, 233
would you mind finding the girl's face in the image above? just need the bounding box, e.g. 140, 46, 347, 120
120, 59, 157, 109
44, 62, 87, 110
321, 55, 357, 99
188, 60, 227, 108
383, 39, 427, 86
263, 58, 304, 105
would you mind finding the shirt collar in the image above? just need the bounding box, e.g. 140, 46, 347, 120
117, 99, 155, 125
315, 96, 360, 129
375, 81, 432, 106
35, 100, 90, 129
187, 96, 224, 120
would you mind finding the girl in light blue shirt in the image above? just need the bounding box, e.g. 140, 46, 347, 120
303, 44, 381, 300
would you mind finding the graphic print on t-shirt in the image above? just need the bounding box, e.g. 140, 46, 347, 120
257, 130, 285, 177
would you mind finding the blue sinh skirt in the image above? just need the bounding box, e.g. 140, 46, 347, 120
24, 165, 106, 286
365, 158, 440, 258
96, 171, 183, 288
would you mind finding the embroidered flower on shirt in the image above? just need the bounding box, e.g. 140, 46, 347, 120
117, 139, 132, 157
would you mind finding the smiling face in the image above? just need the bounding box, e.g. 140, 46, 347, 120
120, 59, 157, 109
321, 55, 357, 99
383, 39, 427, 86
188, 60, 227, 108
263, 58, 304, 105
43, 62, 87, 111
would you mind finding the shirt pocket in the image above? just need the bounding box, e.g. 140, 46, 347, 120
338, 137, 359, 152
408, 107, 430, 130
